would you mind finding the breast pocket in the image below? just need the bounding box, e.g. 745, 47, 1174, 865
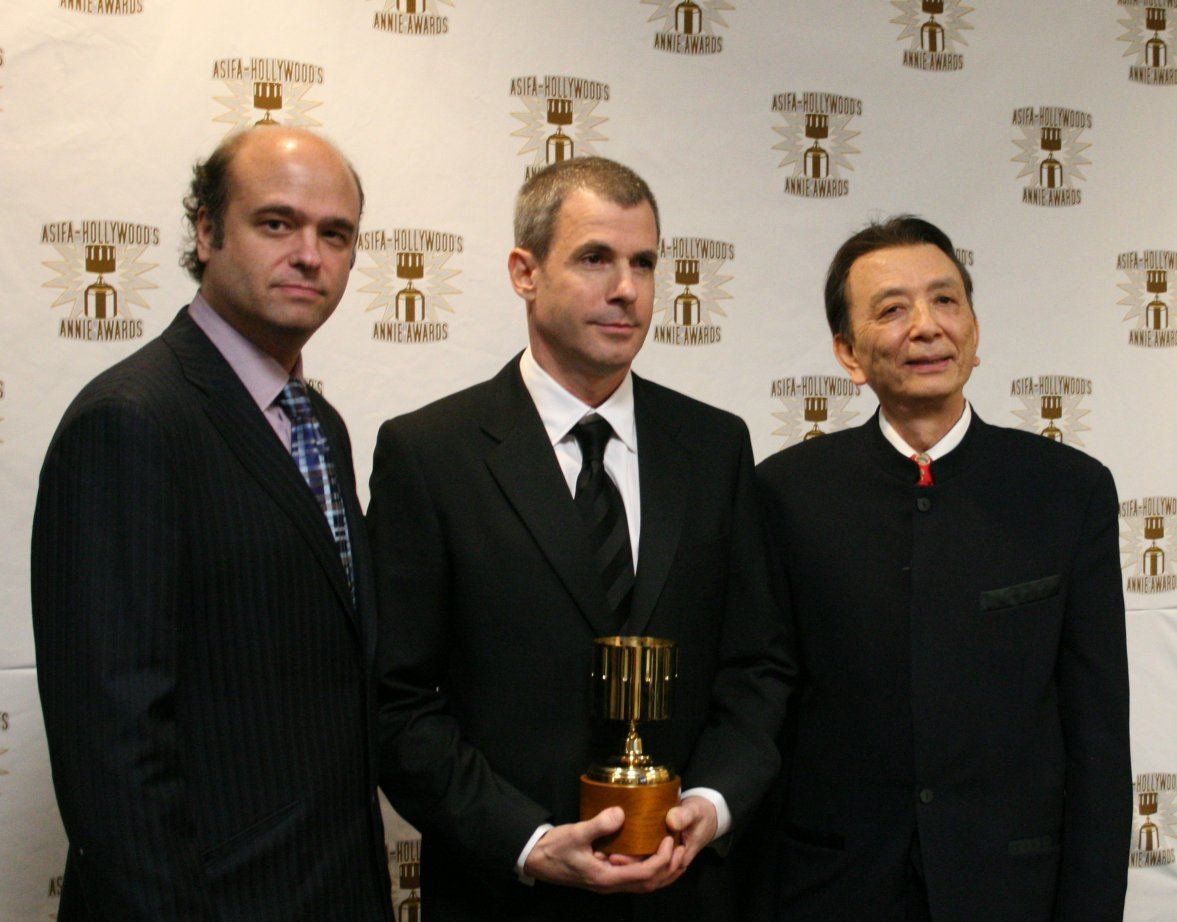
978, 574, 1062, 612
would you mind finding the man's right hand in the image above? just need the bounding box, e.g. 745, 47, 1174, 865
522, 807, 685, 894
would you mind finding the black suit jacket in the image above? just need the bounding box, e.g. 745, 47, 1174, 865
368, 357, 792, 922
755, 413, 1130, 922
31, 308, 392, 922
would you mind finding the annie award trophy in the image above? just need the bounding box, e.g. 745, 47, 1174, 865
579, 636, 679, 855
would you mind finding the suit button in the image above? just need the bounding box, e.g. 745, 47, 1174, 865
916, 496, 932, 512
918, 788, 934, 804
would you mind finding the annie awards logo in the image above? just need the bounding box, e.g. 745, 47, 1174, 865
371, 0, 452, 36
0, 709, 8, 789
41, 220, 159, 341
771, 91, 862, 199
1131, 773, 1177, 867
891, 0, 972, 71
0, 378, 5, 444
211, 57, 325, 132
1118, 1, 1177, 85
651, 237, 732, 346
642, 0, 732, 55
770, 375, 863, 447
510, 76, 610, 179
391, 838, 422, 922
358, 227, 462, 343
1120, 497, 1177, 594
1011, 106, 1092, 207
1116, 250, 1177, 347
60, 0, 143, 13
1009, 375, 1092, 446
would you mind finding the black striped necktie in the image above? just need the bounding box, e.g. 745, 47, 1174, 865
572, 416, 634, 626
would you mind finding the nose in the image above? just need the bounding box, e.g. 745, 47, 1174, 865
289, 228, 323, 270
908, 298, 939, 338
610, 265, 637, 304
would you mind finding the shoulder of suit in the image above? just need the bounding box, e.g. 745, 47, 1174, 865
756, 420, 866, 478
977, 419, 1112, 481
633, 374, 747, 437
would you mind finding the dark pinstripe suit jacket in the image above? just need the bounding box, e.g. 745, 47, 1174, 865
31, 308, 393, 922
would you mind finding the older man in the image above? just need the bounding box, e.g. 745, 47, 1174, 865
756, 215, 1130, 921
32, 127, 391, 921
368, 156, 791, 921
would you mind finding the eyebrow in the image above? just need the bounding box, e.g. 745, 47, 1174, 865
869, 276, 962, 306
254, 203, 357, 235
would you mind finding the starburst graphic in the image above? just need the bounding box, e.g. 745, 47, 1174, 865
359, 249, 461, 323
890, 0, 973, 51
213, 79, 321, 132
642, 0, 734, 34
653, 255, 732, 326
1011, 391, 1090, 447
773, 112, 859, 179
510, 96, 608, 166
772, 393, 859, 446
42, 243, 157, 319
1119, 6, 1171, 61
1011, 124, 1091, 188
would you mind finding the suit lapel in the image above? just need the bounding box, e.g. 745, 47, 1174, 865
482, 361, 616, 638
627, 378, 689, 636
162, 309, 360, 638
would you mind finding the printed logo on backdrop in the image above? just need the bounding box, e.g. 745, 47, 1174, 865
651, 237, 732, 346
1118, 1, 1177, 85
1011, 106, 1092, 207
771, 92, 862, 199
770, 376, 863, 447
60, 0, 143, 14
1, 46, 5, 112
1117, 250, 1177, 347
391, 838, 422, 920
1120, 497, 1177, 594
511, 76, 610, 179
1131, 774, 1177, 867
1009, 375, 1092, 446
0, 377, 5, 443
642, 0, 732, 55
0, 710, 8, 791
891, 0, 972, 71
41, 220, 160, 342
212, 58, 325, 133
358, 228, 461, 343
371, 0, 452, 36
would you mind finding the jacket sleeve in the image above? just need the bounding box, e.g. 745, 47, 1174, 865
368, 418, 551, 876
1054, 464, 1131, 920
31, 398, 217, 920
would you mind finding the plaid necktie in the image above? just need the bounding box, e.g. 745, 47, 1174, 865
276, 379, 355, 596
572, 416, 634, 626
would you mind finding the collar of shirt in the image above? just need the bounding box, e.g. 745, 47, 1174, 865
188, 293, 304, 450
878, 401, 972, 462
518, 347, 637, 455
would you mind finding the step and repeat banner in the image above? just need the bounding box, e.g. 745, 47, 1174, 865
1, 1, 1176, 919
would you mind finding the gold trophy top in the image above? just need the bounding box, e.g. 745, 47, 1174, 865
586, 636, 677, 785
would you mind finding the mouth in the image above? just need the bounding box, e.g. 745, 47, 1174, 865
906, 355, 952, 372
273, 282, 325, 299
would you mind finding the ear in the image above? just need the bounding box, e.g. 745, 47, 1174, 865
971, 310, 981, 367
195, 206, 216, 263
833, 334, 869, 385
508, 247, 540, 302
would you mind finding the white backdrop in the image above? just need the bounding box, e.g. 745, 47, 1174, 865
1, 1, 1175, 919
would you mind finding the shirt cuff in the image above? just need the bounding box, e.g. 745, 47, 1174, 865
514, 823, 554, 885
680, 786, 731, 841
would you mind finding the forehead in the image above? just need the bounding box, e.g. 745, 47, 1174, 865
227, 132, 360, 215
847, 243, 964, 305
550, 188, 658, 251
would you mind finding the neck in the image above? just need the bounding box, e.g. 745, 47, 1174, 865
880, 397, 965, 453
528, 349, 626, 408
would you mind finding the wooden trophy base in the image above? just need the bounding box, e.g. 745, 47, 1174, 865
579, 774, 681, 856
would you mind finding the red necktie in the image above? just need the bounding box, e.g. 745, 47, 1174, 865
912, 452, 934, 487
